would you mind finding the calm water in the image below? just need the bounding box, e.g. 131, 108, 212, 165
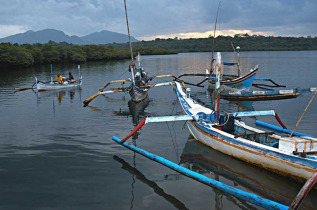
1, 51, 317, 209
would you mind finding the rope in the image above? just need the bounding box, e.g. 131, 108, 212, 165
166, 95, 181, 163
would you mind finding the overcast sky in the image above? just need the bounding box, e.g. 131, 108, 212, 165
0, 0, 316, 40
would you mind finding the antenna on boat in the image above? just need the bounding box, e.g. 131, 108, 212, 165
124, 0, 135, 85
236, 46, 241, 77
50, 64, 53, 84
137, 52, 141, 69
78, 65, 81, 79
230, 42, 241, 77
211, 1, 221, 74
215, 52, 222, 120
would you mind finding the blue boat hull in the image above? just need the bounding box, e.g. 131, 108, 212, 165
209, 67, 258, 90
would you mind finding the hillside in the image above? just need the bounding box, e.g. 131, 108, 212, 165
0, 29, 138, 45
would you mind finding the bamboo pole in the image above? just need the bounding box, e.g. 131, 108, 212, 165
290, 90, 317, 137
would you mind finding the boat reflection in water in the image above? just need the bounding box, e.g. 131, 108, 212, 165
33, 87, 81, 104
113, 155, 189, 210
113, 98, 188, 209
180, 136, 317, 209
113, 96, 150, 126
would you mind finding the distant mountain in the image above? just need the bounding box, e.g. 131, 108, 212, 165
0, 29, 138, 45
82, 30, 138, 44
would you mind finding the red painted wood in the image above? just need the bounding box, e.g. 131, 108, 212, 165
120, 118, 147, 143
289, 169, 317, 209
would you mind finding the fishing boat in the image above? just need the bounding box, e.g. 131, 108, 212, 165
208, 46, 259, 91
175, 54, 317, 182
83, 0, 187, 106
219, 87, 317, 101
116, 52, 317, 182
208, 65, 258, 91
112, 53, 317, 208
35, 64, 82, 91
35, 78, 82, 91
206, 3, 259, 91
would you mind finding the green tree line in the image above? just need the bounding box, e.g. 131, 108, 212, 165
0, 41, 176, 66
113, 34, 317, 52
1, 34, 316, 66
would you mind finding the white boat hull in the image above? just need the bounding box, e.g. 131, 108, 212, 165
36, 79, 82, 91
175, 82, 317, 181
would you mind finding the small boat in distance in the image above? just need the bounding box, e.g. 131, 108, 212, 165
35, 64, 82, 91
207, 46, 259, 91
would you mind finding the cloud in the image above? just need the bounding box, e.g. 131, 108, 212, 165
0, 25, 28, 38
138, 30, 275, 41
0, 0, 315, 39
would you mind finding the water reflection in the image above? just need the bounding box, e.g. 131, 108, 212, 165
113, 96, 150, 125
180, 136, 317, 209
113, 155, 189, 210
32, 88, 82, 115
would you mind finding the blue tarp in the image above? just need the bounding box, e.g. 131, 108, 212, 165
223, 62, 236, 66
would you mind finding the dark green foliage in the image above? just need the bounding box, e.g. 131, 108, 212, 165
113, 34, 317, 52
0, 43, 34, 66
0, 42, 176, 66
0, 34, 316, 67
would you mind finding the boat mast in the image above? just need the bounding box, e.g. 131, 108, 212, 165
211, 1, 221, 74
124, 0, 135, 85
50, 64, 53, 83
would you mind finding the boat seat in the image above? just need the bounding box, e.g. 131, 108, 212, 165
234, 131, 274, 140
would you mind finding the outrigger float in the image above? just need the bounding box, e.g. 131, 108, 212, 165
112, 52, 317, 209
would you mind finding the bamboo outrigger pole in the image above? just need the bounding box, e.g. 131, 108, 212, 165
290, 90, 317, 137
83, 79, 130, 106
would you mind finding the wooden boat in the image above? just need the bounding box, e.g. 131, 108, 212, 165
34, 64, 82, 91
117, 53, 317, 182
114, 79, 317, 182
172, 53, 317, 181
112, 52, 317, 209
83, 0, 182, 106
207, 18, 259, 91
208, 65, 258, 91
218, 87, 316, 101
35, 77, 82, 91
